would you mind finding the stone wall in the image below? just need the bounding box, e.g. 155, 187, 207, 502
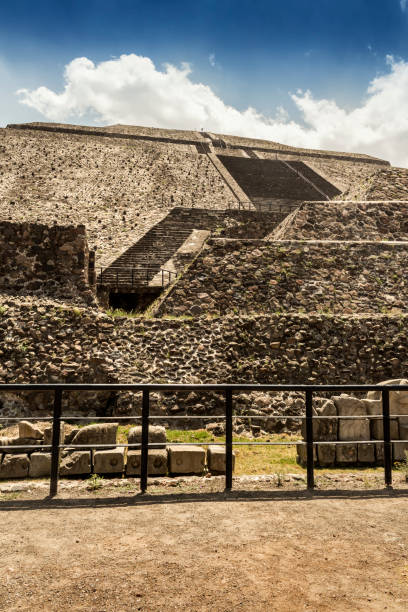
268, 200, 408, 241
156, 238, 408, 316
0, 222, 95, 303
340, 167, 408, 201
1, 300, 408, 418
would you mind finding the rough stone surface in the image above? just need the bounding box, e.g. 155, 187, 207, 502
126, 449, 168, 476
18, 420, 43, 439
93, 447, 125, 474
70, 423, 118, 448
29, 452, 51, 477
317, 444, 336, 466
0, 453, 29, 478
128, 425, 166, 449
357, 443, 375, 463
59, 451, 91, 476
207, 445, 236, 474
333, 395, 370, 442
393, 442, 408, 462
168, 445, 206, 474
336, 444, 357, 464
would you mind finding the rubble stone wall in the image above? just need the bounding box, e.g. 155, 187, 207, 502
269, 200, 408, 241
0, 222, 95, 303
156, 238, 408, 316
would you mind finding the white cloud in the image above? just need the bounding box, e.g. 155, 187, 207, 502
401, 0, 407, 12
17, 53, 408, 167
209, 53, 216, 67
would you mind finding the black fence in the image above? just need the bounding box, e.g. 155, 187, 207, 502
0, 383, 406, 498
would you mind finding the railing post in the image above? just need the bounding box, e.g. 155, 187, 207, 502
305, 390, 315, 490
140, 389, 150, 493
225, 389, 233, 490
382, 389, 393, 487
49, 389, 62, 497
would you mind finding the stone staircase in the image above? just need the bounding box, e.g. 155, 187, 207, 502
285, 160, 341, 199
97, 207, 289, 289
216, 156, 337, 202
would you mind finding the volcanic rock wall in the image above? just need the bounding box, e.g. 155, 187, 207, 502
156, 238, 408, 316
0, 222, 95, 303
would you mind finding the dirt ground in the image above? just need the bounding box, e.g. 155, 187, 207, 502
1, 477, 408, 611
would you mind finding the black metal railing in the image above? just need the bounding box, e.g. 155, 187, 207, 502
97, 267, 177, 289
0, 383, 407, 498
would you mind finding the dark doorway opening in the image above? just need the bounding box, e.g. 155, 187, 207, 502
108, 287, 162, 312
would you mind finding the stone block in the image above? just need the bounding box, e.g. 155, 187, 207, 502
126, 449, 168, 476
357, 443, 375, 464
44, 422, 66, 447
128, 425, 166, 449
367, 379, 408, 416
207, 445, 236, 473
393, 442, 408, 462
70, 423, 118, 449
317, 444, 336, 466
29, 452, 51, 477
333, 395, 368, 416
333, 395, 370, 441
60, 451, 91, 476
375, 443, 384, 465
336, 444, 357, 464
371, 418, 399, 441
0, 437, 42, 454
19, 421, 43, 440
296, 443, 317, 467
93, 447, 125, 475
0, 454, 29, 478
300, 399, 338, 441
168, 445, 205, 474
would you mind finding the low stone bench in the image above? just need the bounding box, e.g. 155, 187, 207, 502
126, 449, 168, 476
93, 448, 125, 475
168, 445, 205, 475
207, 445, 236, 474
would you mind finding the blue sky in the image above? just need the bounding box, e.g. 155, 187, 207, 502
1, 0, 408, 164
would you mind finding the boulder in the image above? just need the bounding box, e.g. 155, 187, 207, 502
168, 445, 205, 474
0, 454, 29, 478
357, 443, 375, 463
336, 443, 357, 464
333, 395, 370, 441
207, 445, 236, 474
317, 443, 336, 466
70, 423, 118, 449
0, 437, 42, 454
29, 452, 51, 477
128, 425, 166, 449
93, 448, 125, 475
18, 421, 43, 440
126, 449, 168, 476
60, 451, 91, 476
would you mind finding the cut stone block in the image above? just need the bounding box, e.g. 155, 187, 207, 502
333, 395, 368, 416
19, 421, 43, 440
126, 449, 168, 476
393, 442, 408, 462
367, 379, 408, 416
371, 418, 399, 441
70, 423, 118, 449
301, 399, 338, 441
398, 417, 408, 441
358, 443, 375, 463
29, 452, 51, 477
207, 445, 236, 473
317, 444, 336, 466
334, 395, 370, 441
60, 451, 91, 476
336, 444, 357, 464
93, 447, 125, 474
375, 442, 384, 465
296, 443, 317, 467
128, 426, 166, 449
168, 445, 205, 474
44, 422, 66, 447
0, 454, 29, 478
0, 437, 42, 454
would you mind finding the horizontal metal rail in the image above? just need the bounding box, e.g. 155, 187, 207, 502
0, 383, 406, 496
97, 266, 177, 289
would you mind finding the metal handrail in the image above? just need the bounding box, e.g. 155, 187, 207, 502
0, 383, 404, 496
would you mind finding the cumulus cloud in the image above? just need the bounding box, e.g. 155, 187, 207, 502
17, 53, 408, 167
401, 0, 407, 12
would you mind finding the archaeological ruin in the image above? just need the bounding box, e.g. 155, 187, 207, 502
1, 121, 408, 478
